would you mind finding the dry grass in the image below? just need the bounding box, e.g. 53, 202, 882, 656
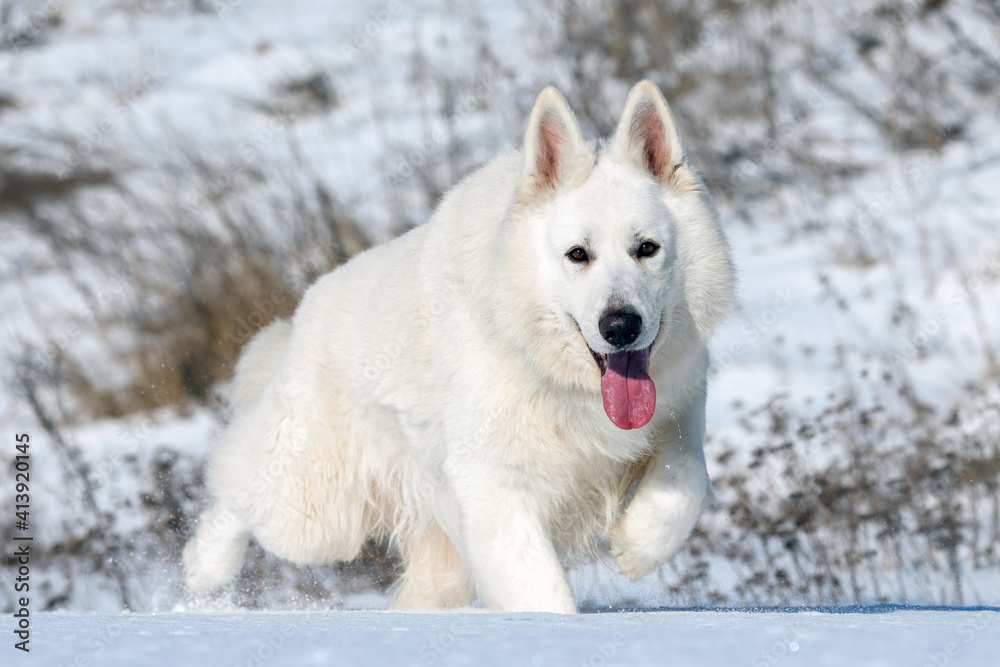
9, 151, 368, 420
666, 371, 1000, 606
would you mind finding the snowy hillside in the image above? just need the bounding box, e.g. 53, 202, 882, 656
1, 0, 999, 615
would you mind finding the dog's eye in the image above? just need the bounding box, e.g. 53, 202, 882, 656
637, 241, 659, 259
567, 247, 589, 263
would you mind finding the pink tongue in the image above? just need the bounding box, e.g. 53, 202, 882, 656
600, 348, 656, 430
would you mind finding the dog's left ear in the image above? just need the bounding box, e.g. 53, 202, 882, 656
610, 81, 686, 186
518, 87, 590, 203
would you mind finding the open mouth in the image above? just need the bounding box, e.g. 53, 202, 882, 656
590, 347, 609, 375
578, 326, 657, 431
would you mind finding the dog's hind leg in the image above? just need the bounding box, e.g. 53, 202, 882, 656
391, 521, 475, 610
183, 501, 251, 595
231, 319, 292, 405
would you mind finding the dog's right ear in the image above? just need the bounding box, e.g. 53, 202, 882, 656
517, 87, 590, 204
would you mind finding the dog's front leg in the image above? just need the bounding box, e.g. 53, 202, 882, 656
450, 464, 576, 613
610, 390, 710, 580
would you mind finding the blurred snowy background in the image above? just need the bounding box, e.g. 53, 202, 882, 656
1, 0, 999, 613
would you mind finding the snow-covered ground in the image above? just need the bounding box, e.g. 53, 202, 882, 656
11, 608, 1000, 667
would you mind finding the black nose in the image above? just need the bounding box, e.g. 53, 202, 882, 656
599, 310, 642, 348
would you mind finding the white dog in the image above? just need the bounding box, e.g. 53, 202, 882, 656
183, 80, 735, 613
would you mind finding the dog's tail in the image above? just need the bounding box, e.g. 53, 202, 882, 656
231, 318, 292, 406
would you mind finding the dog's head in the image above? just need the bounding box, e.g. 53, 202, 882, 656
513, 82, 733, 430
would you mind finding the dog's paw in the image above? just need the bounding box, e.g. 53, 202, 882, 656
610, 489, 702, 580
182, 538, 230, 595
610, 532, 661, 581
182, 510, 250, 595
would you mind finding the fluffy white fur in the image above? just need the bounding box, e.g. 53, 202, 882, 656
183, 81, 735, 613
